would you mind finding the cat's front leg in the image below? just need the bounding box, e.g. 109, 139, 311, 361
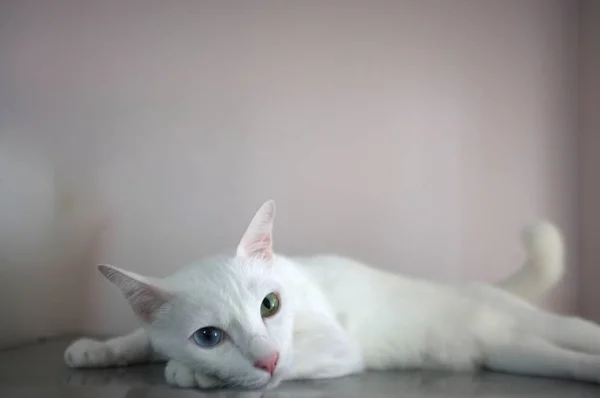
165, 360, 222, 389
65, 328, 161, 368
285, 317, 364, 380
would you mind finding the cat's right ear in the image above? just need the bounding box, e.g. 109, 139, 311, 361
97, 264, 173, 323
236, 200, 276, 262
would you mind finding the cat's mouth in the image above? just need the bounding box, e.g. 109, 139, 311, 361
263, 374, 283, 390
216, 370, 277, 390
247, 371, 282, 391
254, 370, 282, 390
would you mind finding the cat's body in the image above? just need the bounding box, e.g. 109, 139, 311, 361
65, 201, 600, 390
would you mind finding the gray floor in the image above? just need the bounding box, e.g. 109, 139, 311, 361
1, 339, 600, 397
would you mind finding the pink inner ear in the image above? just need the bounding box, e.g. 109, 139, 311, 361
254, 233, 271, 249
125, 284, 171, 323
238, 200, 276, 260
246, 233, 272, 259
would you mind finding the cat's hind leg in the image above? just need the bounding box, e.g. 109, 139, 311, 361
531, 312, 600, 356
492, 292, 600, 356
472, 283, 600, 356
483, 334, 600, 384
64, 328, 163, 368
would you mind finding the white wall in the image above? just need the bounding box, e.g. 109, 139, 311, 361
0, 0, 579, 347
580, 0, 600, 322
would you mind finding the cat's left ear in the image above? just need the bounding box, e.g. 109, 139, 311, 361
236, 200, 275, 262
97, 264, 173, 323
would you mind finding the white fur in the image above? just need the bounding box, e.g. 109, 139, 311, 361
65, 200, 600, 390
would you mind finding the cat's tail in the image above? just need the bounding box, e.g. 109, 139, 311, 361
495, 221, 565, 303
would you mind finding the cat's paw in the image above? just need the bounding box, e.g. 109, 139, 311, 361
64, 338, 119, 368
165, 360, 221, 389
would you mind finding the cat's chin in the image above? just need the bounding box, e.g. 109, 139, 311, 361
237, 371, 283, 391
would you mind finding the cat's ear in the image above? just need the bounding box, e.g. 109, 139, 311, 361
236, 200, 276, 262
98, 264, 173, 323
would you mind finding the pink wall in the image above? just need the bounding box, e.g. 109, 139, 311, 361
580, 0, 600, 322
0, 0, 579, 347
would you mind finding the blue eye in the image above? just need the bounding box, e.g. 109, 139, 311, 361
191, 327, 224, 348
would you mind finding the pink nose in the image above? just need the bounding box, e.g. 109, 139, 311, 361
254, 352, 279, 375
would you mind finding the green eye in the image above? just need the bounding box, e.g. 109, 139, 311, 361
261, 292, 280, 318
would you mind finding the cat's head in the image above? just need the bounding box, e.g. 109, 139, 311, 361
98, 200, 295, 389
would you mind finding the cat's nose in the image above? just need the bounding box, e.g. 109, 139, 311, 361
254, 352, 279, 375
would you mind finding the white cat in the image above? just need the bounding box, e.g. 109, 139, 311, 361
65, 200, 600, 389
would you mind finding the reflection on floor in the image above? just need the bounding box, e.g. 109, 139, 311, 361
1, 338, 600, 397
